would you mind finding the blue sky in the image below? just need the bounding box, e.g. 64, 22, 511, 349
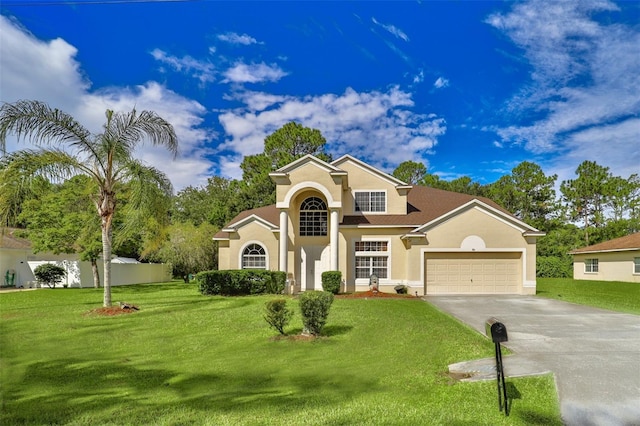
1, 0, 638, 191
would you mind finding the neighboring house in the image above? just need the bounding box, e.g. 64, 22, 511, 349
214, 155, 544, 296
0, 228, 171, 288
570, 232, 640, 283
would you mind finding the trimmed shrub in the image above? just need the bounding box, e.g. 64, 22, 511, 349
321, 271, 341, 295
196, 270, 286, 296
34, 263, 66, 289
537, 256, 573, 278
299, 291, 334, 336
264, 299, 293, 335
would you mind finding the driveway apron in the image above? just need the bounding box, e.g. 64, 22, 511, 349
425, 296, 640, 426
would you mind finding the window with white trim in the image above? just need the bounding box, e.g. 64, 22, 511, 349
355, 241, 389, 279
585, 258, 598, 273
634, 257, 640, 274
354, 191, 386, 213
300, 197, 327, 236
242, 243, 266, 269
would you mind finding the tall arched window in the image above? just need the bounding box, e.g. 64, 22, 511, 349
242, 243, 266, 269
300, 197, 328, 236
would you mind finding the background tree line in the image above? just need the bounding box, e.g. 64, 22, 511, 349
4, 118, 638, 281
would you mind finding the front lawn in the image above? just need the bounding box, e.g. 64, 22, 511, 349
537, 278, 640, 315
0, 284, 560, 425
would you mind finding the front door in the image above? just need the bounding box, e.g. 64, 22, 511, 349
301, 245, 330, 291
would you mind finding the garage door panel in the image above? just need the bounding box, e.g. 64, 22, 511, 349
425, 253, 521, 295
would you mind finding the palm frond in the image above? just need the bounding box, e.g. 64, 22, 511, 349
0, 100, 92, 150
102, 108, 179, 162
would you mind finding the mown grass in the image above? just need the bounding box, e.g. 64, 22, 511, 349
537, 278, 640, 315
0, 283, 561, 425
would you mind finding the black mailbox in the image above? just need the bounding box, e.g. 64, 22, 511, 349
485, 317, 508, 343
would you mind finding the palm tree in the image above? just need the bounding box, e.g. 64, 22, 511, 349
0, 100, 178, 306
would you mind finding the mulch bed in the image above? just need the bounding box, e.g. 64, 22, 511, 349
336, 290, 419, 299
85, 303, 139, 316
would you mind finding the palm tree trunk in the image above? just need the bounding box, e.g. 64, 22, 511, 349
102, 218, 113, 307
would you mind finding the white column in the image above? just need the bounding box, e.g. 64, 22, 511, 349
279, 210, 288, 272
330, 209, 339, 270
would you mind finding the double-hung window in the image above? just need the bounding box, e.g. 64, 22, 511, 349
585, 258, 598, 273
354, 191, 386, 213
634, 257, 640, 274
355, 241, 389, 279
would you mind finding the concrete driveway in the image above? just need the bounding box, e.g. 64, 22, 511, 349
425, 295, 640, 426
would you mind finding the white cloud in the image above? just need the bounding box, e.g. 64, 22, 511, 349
150, 48, 215, 85
217, 32, 260, 45
413, 69, 424, 84
222, 62, 288, 84
487, 0, 640, 177
371, 17, 410, 42
0, 15, 212, 191
434, 77, 449, 89
217, 86, 446, 178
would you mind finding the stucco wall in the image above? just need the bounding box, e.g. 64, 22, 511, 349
336, 161, 407, 215
227, 221, 279, 271
407, 207, 537, 295
277, 162, 343, 208
573, 251, 640, 283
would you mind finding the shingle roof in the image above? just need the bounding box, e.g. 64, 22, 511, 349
570, 232, 640, 254
0, 228, 32, 250
214, 186, 520, 239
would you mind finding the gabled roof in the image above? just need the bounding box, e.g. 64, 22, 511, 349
214, 205, 280, 240
570, 232, 640, 254
331, 154, 411, 189
0, 228, 32, 250
214, 185, 542, 239
270, 154, 346, 176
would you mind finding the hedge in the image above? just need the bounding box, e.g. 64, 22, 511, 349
196, 270, 286, 296
321, 271, 341, 294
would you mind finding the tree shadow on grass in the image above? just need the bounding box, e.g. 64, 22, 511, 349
2, 358, 381, 425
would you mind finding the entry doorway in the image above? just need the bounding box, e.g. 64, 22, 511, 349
301, 245, 330, 291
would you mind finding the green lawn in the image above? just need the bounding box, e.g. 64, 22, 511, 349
0, 283, 560, 425
537, 278, 640, 315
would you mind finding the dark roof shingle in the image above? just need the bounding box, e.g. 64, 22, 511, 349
570, 232, 640, 254
214, 186, 518, 238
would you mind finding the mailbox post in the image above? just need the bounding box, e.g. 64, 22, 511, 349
485, 317, 509, 416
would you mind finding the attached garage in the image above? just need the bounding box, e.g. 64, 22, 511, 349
425, 252, 522, 295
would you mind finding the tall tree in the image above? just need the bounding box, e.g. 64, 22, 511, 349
392, 160, 427, 185
149, 222, 218, 282
238, 122, 331, 210
173, 176, 241, 228
606, 174, 640, 222
560, 160, 611, 244
0, 100, 178, 306
488, 161, 557, 230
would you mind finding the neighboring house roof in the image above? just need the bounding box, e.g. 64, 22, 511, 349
570, 232, 640, 254
214, 185, 538, 239
0, 228, 32, 250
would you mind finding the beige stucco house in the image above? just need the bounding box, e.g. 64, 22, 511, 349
214, 155, 544, 296
570, 232, 640, 283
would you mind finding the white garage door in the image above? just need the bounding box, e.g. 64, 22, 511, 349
425, 252, 521, 295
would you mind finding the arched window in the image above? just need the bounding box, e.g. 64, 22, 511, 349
300, 197, 328, 236
242, 243, 266, 269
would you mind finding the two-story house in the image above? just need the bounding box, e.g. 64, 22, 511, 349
214, 154, 543, 295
